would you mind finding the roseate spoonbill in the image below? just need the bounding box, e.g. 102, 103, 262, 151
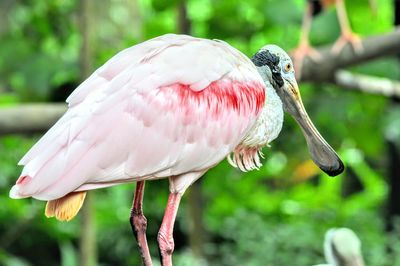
292, 0, 368, 78
314, 228, 365, 266
10, 34, 344, 265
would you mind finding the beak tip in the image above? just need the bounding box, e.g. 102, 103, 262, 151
320, 159, 345, 177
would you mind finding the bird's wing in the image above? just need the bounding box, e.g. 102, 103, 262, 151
10, 34, 265, 200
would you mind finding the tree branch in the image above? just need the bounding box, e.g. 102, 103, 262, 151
334, 70, 400, 97
298, 28, 400, 82
0, 104, 66, 135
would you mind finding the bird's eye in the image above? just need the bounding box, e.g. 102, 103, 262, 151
284, 63, 292, 72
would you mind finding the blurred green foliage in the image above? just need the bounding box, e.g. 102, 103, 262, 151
1, 0, 400, 265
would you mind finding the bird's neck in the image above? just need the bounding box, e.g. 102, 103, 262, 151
241, 82, 284, 148
227, 83, 284, 172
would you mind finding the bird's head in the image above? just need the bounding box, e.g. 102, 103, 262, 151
251, 45, 344, 176
324, 228, 365, 266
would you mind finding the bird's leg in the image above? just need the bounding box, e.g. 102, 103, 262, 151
291, 1, 322, 79
130, 181, 153, 266
157, 192, 182, 266
331, 0, 363, 54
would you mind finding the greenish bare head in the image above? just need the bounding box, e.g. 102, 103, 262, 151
252, 45, 344, 176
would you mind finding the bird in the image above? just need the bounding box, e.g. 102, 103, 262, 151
314, 228, 365, 266
292, 0, 368, 79
9, 34, 344, 266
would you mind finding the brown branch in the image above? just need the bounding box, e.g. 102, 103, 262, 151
334, 70, 400, 97
0, 104, 66, 135
298, 28, 400, 82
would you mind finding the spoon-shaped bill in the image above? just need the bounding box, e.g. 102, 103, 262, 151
278, 79, 344, 176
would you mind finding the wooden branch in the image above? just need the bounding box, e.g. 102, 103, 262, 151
0, 104, 66, 135
298, 28, 400, 82
334, 70, 400, 97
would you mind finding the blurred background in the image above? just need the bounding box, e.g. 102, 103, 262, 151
0, 0, 400, 265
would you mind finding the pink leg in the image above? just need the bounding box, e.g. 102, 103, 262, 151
291, 2, 322, 79
130, 181, 153, 266
157, 192, 182, 266
331, 0, 363, 54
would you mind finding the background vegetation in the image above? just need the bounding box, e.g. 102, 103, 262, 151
0, 0, 400, 265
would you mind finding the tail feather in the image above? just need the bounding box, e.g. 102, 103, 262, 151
45, 191, 87, 221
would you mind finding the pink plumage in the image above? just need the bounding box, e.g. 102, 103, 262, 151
10, 34, 266, 201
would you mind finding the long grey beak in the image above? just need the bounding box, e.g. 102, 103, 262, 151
277, 79, 344, 176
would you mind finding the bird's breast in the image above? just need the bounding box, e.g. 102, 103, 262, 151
227, 85, 283, 172
241, 84, 284, 148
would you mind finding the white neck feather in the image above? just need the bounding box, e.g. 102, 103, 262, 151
241, 82, 284, 147
228, 81, 284, 172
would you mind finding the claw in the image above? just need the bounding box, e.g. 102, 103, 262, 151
332, 0, 363, 55
291, 43, 322, 80
331, 31, 363, 55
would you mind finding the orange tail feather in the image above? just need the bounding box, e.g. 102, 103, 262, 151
45, 191, 87, 221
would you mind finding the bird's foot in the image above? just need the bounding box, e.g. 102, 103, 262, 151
291, 43, 322, 80
331, 31, 363, 55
